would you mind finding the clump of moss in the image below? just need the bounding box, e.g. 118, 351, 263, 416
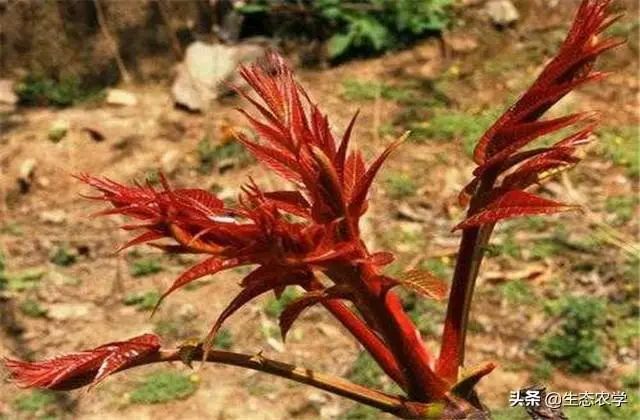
129, 371, 198, 404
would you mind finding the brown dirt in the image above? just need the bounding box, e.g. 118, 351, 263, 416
1, 1, 638, 419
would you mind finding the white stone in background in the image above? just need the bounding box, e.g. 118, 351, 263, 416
0, 79, 18, 105
171, 41, 265, 112
48, 119, 69, 143
106, 88, 138, 106
486, 0, 520, 26
18, 158, 36, 182
39, 209, 67, 225
47, 303, 94, 320
160, 149, 181, 174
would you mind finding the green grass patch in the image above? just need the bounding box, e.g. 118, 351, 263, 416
612, 317, 640, 348
403, 292, 446, 336
197, 137, 252, 174
530, 359, 554, 382
340, 404, 380, 420
130, 258, 163, 277
605, 195, 637, 225
123, 290, 161, 311
499, 280, 535, 305
129, 371, 197, 404
539, 296, 606, 373
13, 390, 56, 413
49, 246, 76, 267
598, 125, 639, 178
341, 80, 416, 103
347, 353, 384, 388
409, 109, 499, 155
6, 268, 46, 291
15, 75, 104, 107
385, 172, 418, 199
484, 232, 521, 259
490, 406, 529, 420
420, 257, 452, 279
263, 287, 300, 318
213, 328, 233, 350
20, 299, 47, 318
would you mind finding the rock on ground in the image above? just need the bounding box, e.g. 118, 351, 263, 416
486, 0, 520, 27
171, 41, 265, 112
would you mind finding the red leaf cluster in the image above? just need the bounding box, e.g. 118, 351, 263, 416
74, 53, 429, 394
4, 334, 160, 390
457, 0, 623, 229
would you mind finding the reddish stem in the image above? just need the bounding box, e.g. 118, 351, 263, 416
304, 281, 409, 390
437, 175, 497, 382
328, 264, 448, 401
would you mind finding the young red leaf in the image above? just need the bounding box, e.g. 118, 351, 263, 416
454, 190, 578, 230
153, 257, 242, 315
203, 270, 313, 358
4, 334, 160, 390
348, 132, 408, 216
279, 287, 348, 342
393, 270, 449, 300
472, 0, 621, 166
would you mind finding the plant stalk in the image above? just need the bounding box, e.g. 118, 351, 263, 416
122, 347, 436, 418
436, 175, 498, 382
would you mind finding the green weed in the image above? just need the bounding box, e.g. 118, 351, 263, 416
403, 292, 445, 336
6, 268, 45, 291
539, 296, 606, 373
0, 222, 23, 236
385, 172, 418, 199
197, 137, 252, 174
263, 287, 300, 318
612, 317, 639, 348
130, 258, 163, 277
129, 371, 197, 404
20, 299, 47, 318
490, 407, 529, 420
347, 353, 384, 388
598, 125, 639, 178
410, 109, 499, 155
531, 359, 554, 382
340, 404, 380, 420
499, 280, 535, 305
13, 390, 56, 412
49, 246, 76, 267
420, 257, 452, 279
484, 233, 521, 259
341, 80, 415, 103
123, 290, 161, 311
15, 75, 103, 107
213, 329, 233, 350
605, 195, 637, 225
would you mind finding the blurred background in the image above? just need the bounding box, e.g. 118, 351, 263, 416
0, 0, 638, 419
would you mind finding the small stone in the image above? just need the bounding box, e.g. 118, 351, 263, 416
160, 149, 181, 174
396, 202, 430, 222
48, 119, 69, 143
106, 89, 138, 107
0, 79, 18, 106
18, 158, 36, 192
444, 33, 479, 53
172, 41, 265, 112
47, 303, 93, 321
40, 209, 67, 225
266, 336, 285, 352
486, 0, 520, 27
177, 303, 198, 320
